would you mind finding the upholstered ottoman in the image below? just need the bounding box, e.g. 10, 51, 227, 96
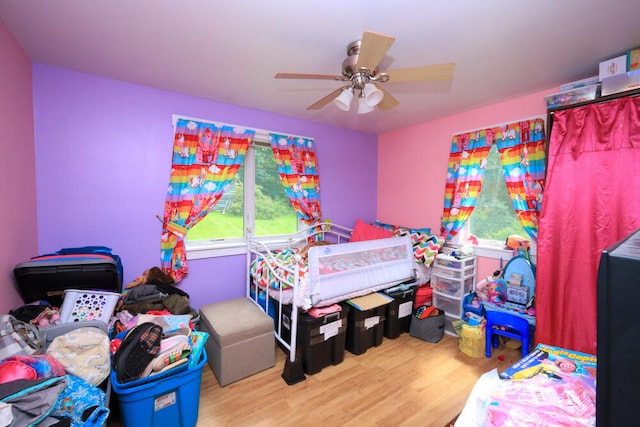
199, 297, 275, 386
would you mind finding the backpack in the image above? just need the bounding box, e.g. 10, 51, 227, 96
0, 314, 44, 360
111, 322, 162, 384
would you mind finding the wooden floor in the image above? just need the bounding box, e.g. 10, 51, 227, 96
107, 332, 523, 427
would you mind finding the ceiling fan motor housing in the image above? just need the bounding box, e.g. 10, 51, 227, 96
343, 40, 374, 77
342, 39, 387, 87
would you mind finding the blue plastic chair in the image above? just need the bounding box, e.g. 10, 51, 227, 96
485, 310, 531, 359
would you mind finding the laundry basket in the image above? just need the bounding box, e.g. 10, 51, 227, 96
59, 289, 120, 324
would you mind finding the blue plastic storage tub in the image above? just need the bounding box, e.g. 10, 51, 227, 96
462, 292, 485, 319
249, 286, 276, 323
111, 351, 207, 427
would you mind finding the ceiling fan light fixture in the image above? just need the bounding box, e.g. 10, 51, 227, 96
362, 83, 383, 107
334, 88, 353, 111
357, 96, 375, 114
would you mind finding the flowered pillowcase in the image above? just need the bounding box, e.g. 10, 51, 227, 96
392, 226, 444, 267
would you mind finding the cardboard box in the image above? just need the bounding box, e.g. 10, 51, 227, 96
599, 55, 627, 81
601, 69, 640, 96
628, 47, 640, 71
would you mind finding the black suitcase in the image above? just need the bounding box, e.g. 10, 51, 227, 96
13, 247, 122, 307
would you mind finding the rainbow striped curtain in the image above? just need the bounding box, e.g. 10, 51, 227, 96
269, 133, 321, 224
160, 119, 253, 282
495, 118, 546, 240
440, 118, 546, 242
441, 130, 493, 240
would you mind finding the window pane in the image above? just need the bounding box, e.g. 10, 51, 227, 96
188, 164, 245, 241
186, 144, 299, 245
469, 144, 526, 243
254, 145, 298, 236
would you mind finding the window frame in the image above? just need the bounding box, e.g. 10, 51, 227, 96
452, 223, 537, 262
185, 134, 302, 260
452, 142, 538, 261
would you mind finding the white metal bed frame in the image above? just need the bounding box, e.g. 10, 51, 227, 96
246, 220, 415, 384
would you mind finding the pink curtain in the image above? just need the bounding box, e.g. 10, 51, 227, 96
535, 96, 640, 355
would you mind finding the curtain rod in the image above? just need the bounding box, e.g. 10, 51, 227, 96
453, 114, 545, 136
171, 114, 314, 142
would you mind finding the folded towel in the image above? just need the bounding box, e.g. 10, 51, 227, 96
307, 304, 341, 318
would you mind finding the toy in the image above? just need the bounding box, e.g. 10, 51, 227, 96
506, 234, 530, 251
475, 269, 503, 302
415, 305, 440, 319
477, 278, 508, 305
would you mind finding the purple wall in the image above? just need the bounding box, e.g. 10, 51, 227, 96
32, 64, 377, 310
0, 21, 37, 312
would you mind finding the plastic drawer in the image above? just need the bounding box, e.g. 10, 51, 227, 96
444, 314, 460, 337
433, 291, 462, 318
434, 254, 476, 270
433, 264, 476, 279
432, 274, 475, 299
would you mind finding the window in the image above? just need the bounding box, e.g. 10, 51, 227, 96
457, 144, 534, 256
186, 137, 299, 258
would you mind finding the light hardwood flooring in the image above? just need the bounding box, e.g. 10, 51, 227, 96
107, 332, 523, 427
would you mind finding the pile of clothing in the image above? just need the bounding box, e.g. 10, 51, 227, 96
107, 266, 207, 385
0, 318, 111, 426
110, 312, 207, 384
0, 265, 206, 426
116, 266, 195, 317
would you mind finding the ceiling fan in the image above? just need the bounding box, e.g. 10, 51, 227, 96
275, 30, 455, 114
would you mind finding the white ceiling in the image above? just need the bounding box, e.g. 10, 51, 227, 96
2, 0, 640, 134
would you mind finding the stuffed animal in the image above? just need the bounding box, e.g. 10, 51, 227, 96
125, 266, 174, 290
476, 270, 506, 304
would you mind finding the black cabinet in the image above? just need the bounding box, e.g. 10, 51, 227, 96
596, 227, 640, 426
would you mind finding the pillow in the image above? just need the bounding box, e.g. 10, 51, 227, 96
350, 219, 394, 242
46, 327, 111, 386
393, 226, 444, 266
375, 220, 431, 235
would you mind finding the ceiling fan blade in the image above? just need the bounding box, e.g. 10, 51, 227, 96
306, 87, 346, 110
275, 72, 344, 81
356, 31, 396, 72
374, 84, 399, 111
385, 63, 455, 82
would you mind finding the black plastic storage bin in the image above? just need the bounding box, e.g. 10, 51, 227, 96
13, 247, 122, 307
343, 302, 386, 355
383, 286, 417, 339
278, 304, 350, 375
